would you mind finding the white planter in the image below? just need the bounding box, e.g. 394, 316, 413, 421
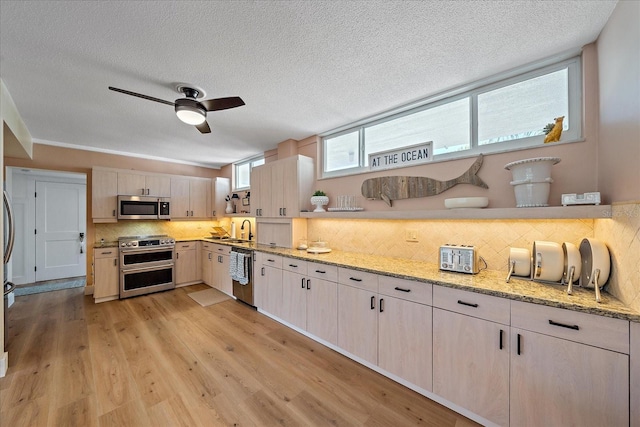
505, 157, 560, 207
310, 196, 329, 212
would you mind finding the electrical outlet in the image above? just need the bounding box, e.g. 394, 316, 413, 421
405, 229, 418, 242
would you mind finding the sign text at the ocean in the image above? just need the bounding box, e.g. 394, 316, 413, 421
368, 141, 433, 172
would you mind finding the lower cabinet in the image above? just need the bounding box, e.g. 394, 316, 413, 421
433, 286, 510, 426
201, 243, 214, 286
93, 248, 119, 301
175, 241, 199, 286
211, 244, 232, 295
254, 252, 283, 317
510, 300, 629, 427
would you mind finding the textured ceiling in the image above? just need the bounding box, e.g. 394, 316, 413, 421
0, 1, 617, 169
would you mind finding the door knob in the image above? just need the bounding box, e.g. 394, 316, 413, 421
79, 232, 85, 242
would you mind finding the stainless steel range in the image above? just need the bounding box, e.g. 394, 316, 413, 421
118, 235, 175, 299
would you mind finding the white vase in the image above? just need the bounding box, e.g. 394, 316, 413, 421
225, 201, 233, 214
310, 196, 329, 212
504, 157, 561, 207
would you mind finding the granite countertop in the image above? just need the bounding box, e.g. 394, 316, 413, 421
93, 241, 119, 249
193, 238, 640, 323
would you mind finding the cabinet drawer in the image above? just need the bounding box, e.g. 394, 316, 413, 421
176, 241, 197, 250
379, 276, 432, 306
338, 267, 378, 292
94, 248, 118, 259
307, 262, 338, 282
212, 244, 231, 255
511, 300, 629, 353
259, 253, 283, 269
433, 286, 510, 325
202, 242, 214, 251
283, 258, 307, 274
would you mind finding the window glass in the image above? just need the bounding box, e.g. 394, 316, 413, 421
365, 98, 470, 161
235, 157, 265, 190
478, 69, 568, 145
324, 130, 360, 172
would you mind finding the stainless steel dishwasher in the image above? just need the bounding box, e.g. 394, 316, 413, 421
231, 247, 254, 306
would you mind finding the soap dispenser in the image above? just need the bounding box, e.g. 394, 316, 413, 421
230, 221, 236, 239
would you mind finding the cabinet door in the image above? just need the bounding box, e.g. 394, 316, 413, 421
218, 254, 232, 295
94, 252, 119, 300
306, 276, 338, 345
201, 250, 213, 286
171, 177, 191, 219
250, 165, 263, 217
211, 177, 230, 219
145, 175, 171, 197
338, 284, 378, 364
379, 296, 432, 392
433, 308, 509, 426
92, 169, 118, 221
510, 328, 629, 427
262, 265, 283, 317
117, 172, 146, 196
271, 160, 286, 216
281, 157, 300, 217
282, 269, 307, 329
175, 247, 197, 285
189, 178, 209, 218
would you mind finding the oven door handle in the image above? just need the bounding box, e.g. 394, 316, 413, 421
120, 247, 174, 255
120, 262, 174, 274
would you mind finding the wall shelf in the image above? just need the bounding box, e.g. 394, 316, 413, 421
299, 205, 612, 220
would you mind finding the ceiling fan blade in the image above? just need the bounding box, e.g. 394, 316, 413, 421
200, 96, 245, 111
196, 121, 211, 134
108, 86, 175, 106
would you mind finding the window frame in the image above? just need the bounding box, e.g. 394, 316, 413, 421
320, 55, 582, 179
233, 155, 265, 191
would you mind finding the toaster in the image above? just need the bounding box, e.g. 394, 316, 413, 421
439, 244, 480, 274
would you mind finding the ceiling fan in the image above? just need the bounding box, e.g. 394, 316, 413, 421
108, 84, 245, 134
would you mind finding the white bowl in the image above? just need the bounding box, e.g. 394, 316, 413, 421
504, 157, 561, 181
444, 197, 489, 209
512, 182, 551, 207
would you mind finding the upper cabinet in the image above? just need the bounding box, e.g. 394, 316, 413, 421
118, 172, 171, 197
170, 176, 211, 219
92, 168, 118, 222
251, 155, 314, 218
211, 177, 230, 220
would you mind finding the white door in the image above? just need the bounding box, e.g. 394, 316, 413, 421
35, 181, 86, 281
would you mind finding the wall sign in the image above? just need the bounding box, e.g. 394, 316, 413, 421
369, 141, 433, 171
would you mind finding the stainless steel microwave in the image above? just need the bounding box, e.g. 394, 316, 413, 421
117, 196, 170, 220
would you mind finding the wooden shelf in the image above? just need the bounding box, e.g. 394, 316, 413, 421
299, 205, 612, 220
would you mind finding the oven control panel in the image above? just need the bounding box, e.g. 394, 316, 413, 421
439, 244, 479, 274
119, 235, 175, 248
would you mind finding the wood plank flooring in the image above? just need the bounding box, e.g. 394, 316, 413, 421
0, 285, 480, 426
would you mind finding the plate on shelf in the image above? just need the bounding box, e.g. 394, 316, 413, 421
306, 247, 332, 254
444, 197, 489, 209
327, 207, 364, 212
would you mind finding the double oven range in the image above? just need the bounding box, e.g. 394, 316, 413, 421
118, 235, 175, 299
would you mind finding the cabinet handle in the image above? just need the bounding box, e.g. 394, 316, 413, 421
379, 298, 384, 313
457, 300, 478, 308
289, 264, 298, 268
112, 209, 116, 217
315, 270, 326, 274
301, 278, 305, 289
190, 210, 193, 216
548, 319, 580, 330
370, 296, 375, 310
394, 286, 411, 293
208, 253, 212, 260
213, 210, 216, 216
517, 333, 522, 355
349, 277, 362, 282
306, 279, 310, 290
176, 253, 179, 259
218, 256, 222, 263
283, 208, 286, 216
499, 329, 504, 350
146, 189, 150, 195
261, 267, 265, 276
141, 188, 145, 195
114, 259, 117, 266
186, 210, 189, 216
100, 251, 113, 255
218, 248, 224, 251
267, 259, 275, 263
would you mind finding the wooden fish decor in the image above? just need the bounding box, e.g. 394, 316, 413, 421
361, 154, 488, 207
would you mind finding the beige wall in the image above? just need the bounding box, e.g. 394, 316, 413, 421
4, 144, 222, 285
596, 0, 640, 202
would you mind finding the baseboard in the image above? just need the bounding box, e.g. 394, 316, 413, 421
0, 351, 8, 378
84, 285, 94, 295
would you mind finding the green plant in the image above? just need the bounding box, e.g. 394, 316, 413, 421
312, 190, 327, 197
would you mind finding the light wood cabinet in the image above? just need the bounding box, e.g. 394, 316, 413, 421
210, 244, 232, 295
306, 263, 338, 345
510, 301, 629, 427
281, 260, 308, 329
632, 321, 640, 427
175, 241, 199, 286
93, 248, 119, 301
254, 253, 283, 317
201, 242, 214, 286
337, 268, 379, 364
378, 276, 433, 392
92, 169, 118, 222
171, 176, 211, 219
117, 172, 171, 197
250, 155, 314, 218
211, 177, 230, 219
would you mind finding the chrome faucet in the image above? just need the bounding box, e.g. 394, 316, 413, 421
241, 219, 253, 241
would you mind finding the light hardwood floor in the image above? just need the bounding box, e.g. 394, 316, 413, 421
0, 285, 480, 426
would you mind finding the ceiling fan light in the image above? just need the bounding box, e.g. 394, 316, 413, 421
176, 107, 206, 125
